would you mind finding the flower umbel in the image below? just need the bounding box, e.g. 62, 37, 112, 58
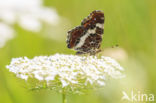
6, 54, 125, 92
0, 0, 59, 32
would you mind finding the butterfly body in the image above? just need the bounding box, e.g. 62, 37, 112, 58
66, 10, 104, 55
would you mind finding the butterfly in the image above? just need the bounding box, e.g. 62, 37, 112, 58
66, 10, 104, 55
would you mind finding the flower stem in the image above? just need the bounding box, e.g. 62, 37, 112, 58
62, 88, 67, 103
62, 93, 66, 103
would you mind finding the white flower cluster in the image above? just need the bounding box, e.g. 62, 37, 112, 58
0, 0, 59, 32
0, 23, 15, 48
6, 54, 125, 89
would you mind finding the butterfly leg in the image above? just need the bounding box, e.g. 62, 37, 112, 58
76, 51, 85, 55
89, 49, 102, 55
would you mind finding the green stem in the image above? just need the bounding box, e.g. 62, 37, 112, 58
62, 89, 67, 103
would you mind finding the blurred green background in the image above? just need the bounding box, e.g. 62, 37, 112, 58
0, 0, 156, 103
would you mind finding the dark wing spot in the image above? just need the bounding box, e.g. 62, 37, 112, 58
90, 33, 96, 36
96, 27, 103, 34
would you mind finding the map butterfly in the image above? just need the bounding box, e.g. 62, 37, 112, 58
66, 10, 104, 55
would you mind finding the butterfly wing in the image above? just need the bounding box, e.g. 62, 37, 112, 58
81, 10, 104, 30
66, 26, 86, 49
67, 10, 104, 55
